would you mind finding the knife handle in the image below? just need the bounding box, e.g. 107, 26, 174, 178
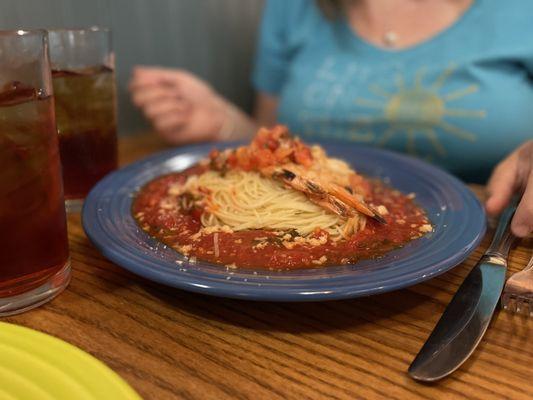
485, 200, 517, 262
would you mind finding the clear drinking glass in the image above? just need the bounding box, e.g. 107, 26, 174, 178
0, 30, 71, 316
48, 27, 118, 212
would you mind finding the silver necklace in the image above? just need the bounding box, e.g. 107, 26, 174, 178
349, 0, 401, 48
383, 30, 399, 47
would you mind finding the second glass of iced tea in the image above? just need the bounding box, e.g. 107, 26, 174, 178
48, 27, 118, 212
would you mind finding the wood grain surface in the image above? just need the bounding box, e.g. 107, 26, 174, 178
5, 134, 533, 400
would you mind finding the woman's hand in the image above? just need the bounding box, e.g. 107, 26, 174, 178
129, 67, 226, 145
486, 140, 533, 237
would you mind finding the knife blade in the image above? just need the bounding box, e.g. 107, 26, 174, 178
408, 201, 517, 381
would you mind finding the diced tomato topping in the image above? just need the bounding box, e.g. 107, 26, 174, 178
235, 147, 253, 171
210, 125, 314, 172
274, 147, 293, 162
252, 148, 277, 169
293, 141, 313, 167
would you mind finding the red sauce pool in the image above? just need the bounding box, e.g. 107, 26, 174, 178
132, 167, 431, 270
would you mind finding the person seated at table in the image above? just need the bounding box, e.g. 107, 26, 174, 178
129, 0, 533, 238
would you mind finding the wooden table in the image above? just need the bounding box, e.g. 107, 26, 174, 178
6, 134, 533, 400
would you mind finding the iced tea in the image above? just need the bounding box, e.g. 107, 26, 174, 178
0, 81, 69, 297
52, 65, 118, 201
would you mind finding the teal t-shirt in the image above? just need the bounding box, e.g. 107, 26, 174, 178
252, 0, 533, 182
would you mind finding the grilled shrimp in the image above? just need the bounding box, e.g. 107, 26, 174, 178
266, 166, 386, 224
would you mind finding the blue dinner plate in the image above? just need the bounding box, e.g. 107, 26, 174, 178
82, 141, 486, 301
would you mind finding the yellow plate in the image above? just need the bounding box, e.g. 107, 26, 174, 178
0, 322, 141, 400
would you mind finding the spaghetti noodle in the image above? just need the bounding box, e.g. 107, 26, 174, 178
174, 170, 365, 239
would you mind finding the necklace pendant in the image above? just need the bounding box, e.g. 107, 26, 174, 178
383, 31, 398, 47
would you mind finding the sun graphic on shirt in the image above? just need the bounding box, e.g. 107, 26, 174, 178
354, 66, 486, 157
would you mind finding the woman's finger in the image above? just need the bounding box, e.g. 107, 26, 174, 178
143, 100, 190, 120
152, 112, 189, 133
511, 171, 533, 237
152, 119, 212, 146
129, 77, 180, 93
129, 68, 185, 95
131, 87, 182, 107
131, 66, 186, 87
486, 156, 518, 216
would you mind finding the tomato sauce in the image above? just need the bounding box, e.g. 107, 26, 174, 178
132, 167, 431, 270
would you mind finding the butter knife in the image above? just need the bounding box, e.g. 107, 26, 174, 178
408, 202, 516, 381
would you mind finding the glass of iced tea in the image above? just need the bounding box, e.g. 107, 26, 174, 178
0, 30, 70, 316
48, 27, 118, 212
